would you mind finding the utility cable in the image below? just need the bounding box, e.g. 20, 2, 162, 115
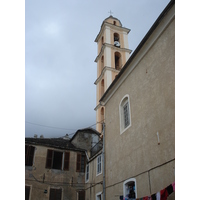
25, 121, 76, 131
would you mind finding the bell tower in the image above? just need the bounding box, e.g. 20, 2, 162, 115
94, 15, 132, 132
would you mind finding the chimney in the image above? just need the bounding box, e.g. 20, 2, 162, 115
63, 134, 70, 140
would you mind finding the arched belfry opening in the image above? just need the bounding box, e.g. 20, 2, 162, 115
101, 36, 104, 46
101, 79, 104, 97
115, 52, 122, 70
114, 33, 120, 47
101, 56, 104, 72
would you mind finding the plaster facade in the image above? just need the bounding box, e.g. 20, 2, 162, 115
25, 144, 85, 200
100, 2, 175, 199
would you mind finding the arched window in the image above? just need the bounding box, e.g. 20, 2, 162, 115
101, 79, 104, 97
119, 95, 131, 134
113, 21, 116, 25
101, 56, 104, 72
115, 52, 122, 70
101, 36, 104, 45
123, 178, 137, 199
100, 107, 104, 122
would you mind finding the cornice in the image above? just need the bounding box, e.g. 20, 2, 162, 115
94, 66, 119, 85
95, 22, 131, 43
94, 43, 132, 63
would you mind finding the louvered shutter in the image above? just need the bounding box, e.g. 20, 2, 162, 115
46, 149, 53, 168
64, 152, 70, 171
76, 154, 81, 172
25, 145, 35, 166
25, 186, 30, 200
50, 188, 62, 200
78, 191, 85, 200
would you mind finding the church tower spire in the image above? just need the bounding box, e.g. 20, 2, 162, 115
94, 15, 132, 132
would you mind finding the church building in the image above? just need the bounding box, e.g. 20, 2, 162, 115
25, 1, 175, 199
94, 0, 175, 199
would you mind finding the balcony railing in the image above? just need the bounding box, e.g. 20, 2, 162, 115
90, 140, 103, 158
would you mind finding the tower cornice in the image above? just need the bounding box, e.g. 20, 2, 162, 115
95, 22, 131, 43
94, 66, 120, 85
94, 43, 132, 63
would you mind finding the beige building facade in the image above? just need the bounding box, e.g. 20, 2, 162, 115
25, 128, 102, 200
25, 138, 86, 200
99, 1, 175, 199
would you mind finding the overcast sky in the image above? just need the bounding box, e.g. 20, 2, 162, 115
25, 0, 170, 138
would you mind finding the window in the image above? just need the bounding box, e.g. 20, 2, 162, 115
76, 153, 86, 172
46, 149, 70, 170
85, 164, 89, 182
123, 102, 130, 128
96, 192, 102, 200
123, 178, 137, 199
49, 188, 62, 200
101, 36, 104, 46
97, 154, 102, 175
101, 56, 104, 72
115, 52, 122, 70
64, 152, 70, 171
78, 191, 85, 200
101, 79, 104, 97
119, 95, 131, 134
25, 186, 31, 200
25, 145, 35, 166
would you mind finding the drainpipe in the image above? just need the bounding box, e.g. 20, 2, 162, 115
102, 122, 106, 200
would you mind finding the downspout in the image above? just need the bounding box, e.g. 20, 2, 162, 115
102, 122, 106, 200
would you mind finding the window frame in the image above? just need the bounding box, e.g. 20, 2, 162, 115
123, 178, 137, 199
119, 95, 131, 134
96, 154, 102, 176
96, 191, 102, 200
45, 149, 70, 171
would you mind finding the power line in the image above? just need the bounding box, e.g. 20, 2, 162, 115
25, 121, 77, 131
26, 120, 104, 132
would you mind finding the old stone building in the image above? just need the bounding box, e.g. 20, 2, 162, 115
25, 128, 101, 200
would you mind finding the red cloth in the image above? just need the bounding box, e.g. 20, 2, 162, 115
160, 188, 168, 200
143, 197, 148, 200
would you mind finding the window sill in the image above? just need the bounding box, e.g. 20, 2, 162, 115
96, 172, 102, 177
120, 124, 131, 135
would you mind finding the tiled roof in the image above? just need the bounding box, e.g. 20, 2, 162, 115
25, 137, 85, 152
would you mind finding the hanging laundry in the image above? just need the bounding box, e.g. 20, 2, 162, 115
156, 191, 160, 200
151, 193, 156, 200
166, 184, 173, 196
160, 188, 168, 200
